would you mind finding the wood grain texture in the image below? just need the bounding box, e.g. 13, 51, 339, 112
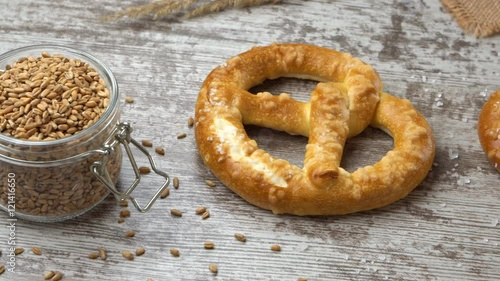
0, 0, 499, 280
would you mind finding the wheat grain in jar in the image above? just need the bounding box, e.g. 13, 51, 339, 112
0, 45, 170, 222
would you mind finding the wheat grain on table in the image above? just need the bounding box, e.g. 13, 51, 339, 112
0, 0, 499, 280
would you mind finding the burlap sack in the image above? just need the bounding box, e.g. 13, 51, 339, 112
441, 0, 500, 37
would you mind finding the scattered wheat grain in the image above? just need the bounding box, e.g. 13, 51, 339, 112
135, 247, 146, 256
173, 177, 179, 189
120, 209, 131, 218
125, 96, 134, 103
205, 180, 216, 187
142, 139, 153, 147
14, 248, 24, 255
52, 272, 63, 281
204, 242, 215, 249
32, 247, 42, 255
170, 248, 180, 257
160, 187, 170, 199
209, 263, 218, 274
170, 209, 182, 217
155, 146, 165, 155
195, 206, 206, 215
139, 166, 151, 174
98, 247, 107, 260
43, 271, 55, 280
201, 211, 210, 220
122, 250, 134, 260
234, 233, 246, 242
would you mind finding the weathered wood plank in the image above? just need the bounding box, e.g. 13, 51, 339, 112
0, 0, 499, 280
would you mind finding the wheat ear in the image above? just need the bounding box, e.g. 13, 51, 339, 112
101, 0, 280, 21
187, 0, 281, 18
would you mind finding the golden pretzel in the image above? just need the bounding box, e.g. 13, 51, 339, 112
195, 43, 435, 215
478, 90, 500, 172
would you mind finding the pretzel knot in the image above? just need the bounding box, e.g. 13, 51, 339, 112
195, 44, 435, 215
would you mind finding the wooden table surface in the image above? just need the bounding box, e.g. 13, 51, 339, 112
0, 0, 499, 280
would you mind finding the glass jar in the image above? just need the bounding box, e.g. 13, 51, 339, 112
0, 45, 169, 222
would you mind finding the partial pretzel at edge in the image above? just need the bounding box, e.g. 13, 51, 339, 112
478, 90, 500, 172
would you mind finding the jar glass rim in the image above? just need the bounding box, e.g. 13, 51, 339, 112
0, 44, 119, 147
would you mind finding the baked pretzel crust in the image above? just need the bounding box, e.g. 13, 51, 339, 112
195, 43, 435, 215
478, 90, 500, 172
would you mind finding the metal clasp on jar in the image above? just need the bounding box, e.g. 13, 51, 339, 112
91, 122, 170, 212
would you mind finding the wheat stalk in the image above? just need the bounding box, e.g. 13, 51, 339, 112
101, 0, 281, 22
153, 0, 197, 20
188, 0, 281, 18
